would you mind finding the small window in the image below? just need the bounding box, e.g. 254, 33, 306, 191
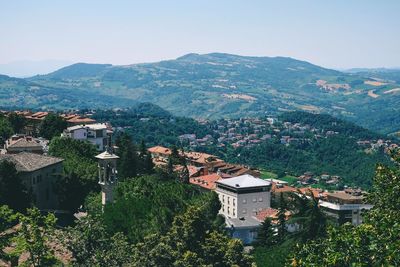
233, 199, 236, 205
233, 209, 236, 216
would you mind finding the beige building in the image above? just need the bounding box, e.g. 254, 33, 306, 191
215, 175, 272, 244
0, 152, 63, 210
4, 135, 43, 154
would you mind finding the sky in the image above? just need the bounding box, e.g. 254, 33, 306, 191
1, 0, 399, 72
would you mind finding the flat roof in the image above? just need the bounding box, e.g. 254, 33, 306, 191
216, 174, 271, 189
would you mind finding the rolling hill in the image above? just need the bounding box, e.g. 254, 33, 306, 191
0, 53, 399, 134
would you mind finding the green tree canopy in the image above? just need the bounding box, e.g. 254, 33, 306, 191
0, 161, 31, 212
290, 150, 400, 266
38, 113, 67, 139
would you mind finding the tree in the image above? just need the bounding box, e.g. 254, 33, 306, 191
132, 201, 253, 267
63, 214, 133, 266
116, 133, 139, 179
0, 116, 13, 144
0, 161, 31, 212
38, 113, 67, 139
276, 193, 287, 242
255, 217, 275, 247
0, 205, 18, 264
7, 113, 26, 133
290, 149, 400, 266
12, 208, 57, 267
49, 137, 98, 212
288, 190, 327, 241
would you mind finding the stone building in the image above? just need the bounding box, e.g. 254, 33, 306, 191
0, 152, 63, 210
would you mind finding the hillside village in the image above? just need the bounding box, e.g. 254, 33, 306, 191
182, 116, 398, 153
0, 110, 379, 248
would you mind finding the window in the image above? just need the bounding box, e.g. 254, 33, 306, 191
227, 207, 230, 215
233, 209, 236, 216
222, 195, 225, 203
233, 199, 236, 206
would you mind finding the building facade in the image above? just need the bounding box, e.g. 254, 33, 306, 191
62, 123, 109, 151
215, 174, 271, 244
0, 152, 63, 210
319, 191, 373, 225
4, 135, 44, 154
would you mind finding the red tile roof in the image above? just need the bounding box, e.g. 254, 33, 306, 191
148, 146, 172, 155
255, 208, 291, 223
190, 173, 222, 190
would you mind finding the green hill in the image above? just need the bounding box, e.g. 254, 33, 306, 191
0, 53, 399, 134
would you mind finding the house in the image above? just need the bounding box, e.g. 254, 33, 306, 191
4, 135, 43, 154
189, 172, 230, 190
0, 152, 63, 210
61, 123, 110, 151
319, 190, 373, 225
216, 175, 272, 244
148, 146, 172, 162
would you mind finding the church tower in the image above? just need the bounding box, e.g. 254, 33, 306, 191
95, 135, 119, 207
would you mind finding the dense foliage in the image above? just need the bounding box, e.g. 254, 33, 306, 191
290, 150, 400, 266
228, 131, 391, 188
49, 137, 98, 212
92, 103, 214, 146
38, 113, 68, 140
0, 161, 31, 212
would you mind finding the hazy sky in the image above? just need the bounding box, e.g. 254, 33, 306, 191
1, 0, 399, 69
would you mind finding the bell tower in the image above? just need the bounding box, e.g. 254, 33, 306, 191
95, 135, 119, 207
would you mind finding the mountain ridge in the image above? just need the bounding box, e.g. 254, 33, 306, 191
0, 53, 399, 134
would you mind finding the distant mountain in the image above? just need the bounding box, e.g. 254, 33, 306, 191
0, 53, 399, 134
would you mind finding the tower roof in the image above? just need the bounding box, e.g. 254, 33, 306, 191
95, 151, 119, 160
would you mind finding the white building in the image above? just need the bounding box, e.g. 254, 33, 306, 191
62, 123, 110, 151
319, 191, 373, 226
216, 174, 271, 218
215, 174, 272, 244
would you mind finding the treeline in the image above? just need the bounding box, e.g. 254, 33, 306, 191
279, 111, 387, 140
227, 135, 391, 188
92, 103, 214, 146
253, 149, 400, 266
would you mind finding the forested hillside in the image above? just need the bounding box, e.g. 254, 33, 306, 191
92, 106, 396, 188
0, 53, 399, 134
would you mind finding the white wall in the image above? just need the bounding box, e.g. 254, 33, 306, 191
217, 187, 271, 219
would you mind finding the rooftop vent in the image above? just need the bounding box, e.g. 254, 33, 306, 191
235, 184, 240, 187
